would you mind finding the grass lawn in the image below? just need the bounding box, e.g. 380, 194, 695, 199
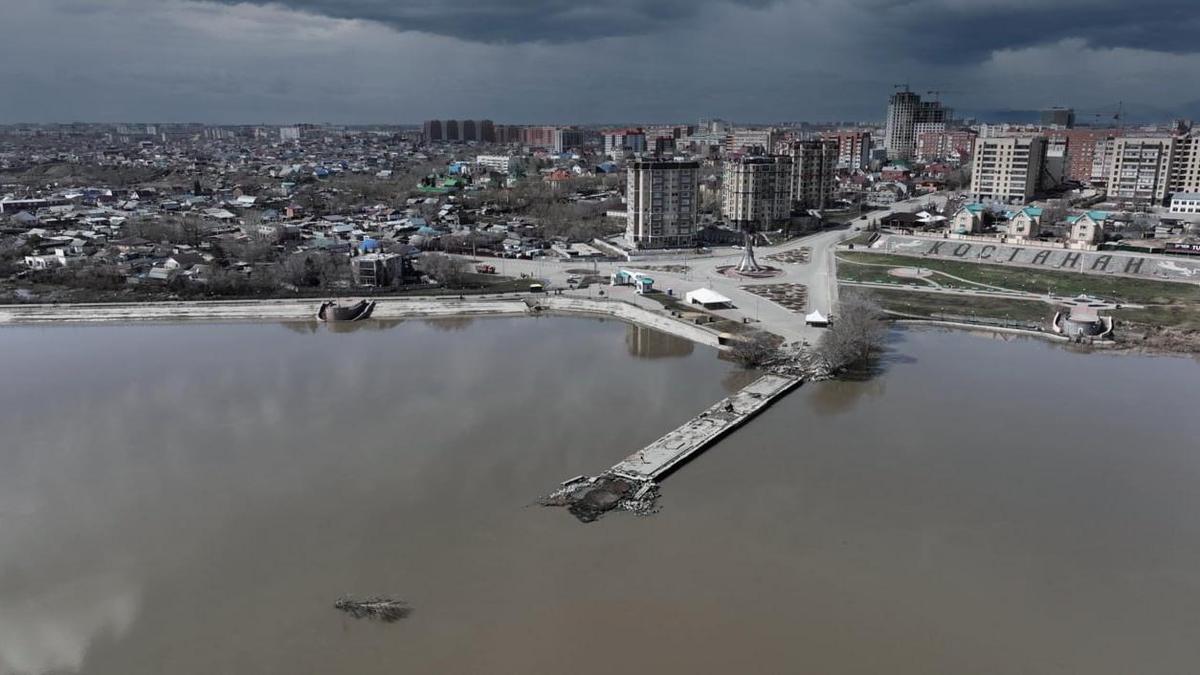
837, 260, 937, 287
838, 251, 1200, 305
851, 286, 1054, 324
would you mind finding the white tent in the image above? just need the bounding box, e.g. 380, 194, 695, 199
805, 310, 829, 327
685, 288, 733, 308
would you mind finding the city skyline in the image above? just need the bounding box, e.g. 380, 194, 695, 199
3, 0, 1200, 125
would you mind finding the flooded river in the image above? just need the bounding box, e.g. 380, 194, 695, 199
2, 317, 1199, 674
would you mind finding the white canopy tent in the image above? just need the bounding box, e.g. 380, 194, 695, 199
685, 288, 734, 309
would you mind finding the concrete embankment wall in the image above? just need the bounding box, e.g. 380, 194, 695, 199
0, 296, 723, 349
543, 297, 722, 348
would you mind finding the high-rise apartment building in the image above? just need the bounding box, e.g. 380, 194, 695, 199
722, 155, 793, 231
969, 136, 1047, 203
521, 126, 558, 148
422, 119, 496, 143
1168, 135, 1200, 196
915, 129, 977, 163
604, 129, 647, 158
725, 128, 780, 156
493, 124, 522, 144
1046, 128, 1125, 186
786, 140, 838, 209
1106, 137, 1175, 204
1040, 108, 1076, 128
884, 90, 950, 160
821, 130, 872, 170
626, 159, 699, 248
554, 128, 588, 153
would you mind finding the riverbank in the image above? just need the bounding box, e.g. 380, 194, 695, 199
0, 294, 725, 349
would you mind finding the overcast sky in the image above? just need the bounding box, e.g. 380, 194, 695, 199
2, 0, 1199, 125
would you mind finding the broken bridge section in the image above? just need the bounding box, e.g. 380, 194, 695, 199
541, 374, 802, 522
612, 374, 801, 480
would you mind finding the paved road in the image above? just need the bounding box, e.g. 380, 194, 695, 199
454, 193, 952, 343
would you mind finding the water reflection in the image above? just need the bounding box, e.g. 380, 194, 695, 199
423, 317, 476, 332
624, 323, 694, 359
279, 319, 411, 334
0, 573, 138, 675
4, 321, 1200, 674
720, 368, 761, 393
807, 375, 887, 416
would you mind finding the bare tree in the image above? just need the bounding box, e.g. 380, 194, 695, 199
420, 252, 468, 287
277, 250, 343, 288
818, 291, 888, 370
1039, 198, 1070, 228
729, 333, 777, 368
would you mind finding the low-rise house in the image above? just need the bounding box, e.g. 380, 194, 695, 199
1006, 206, 1043, 240
1066, 211, 1108, 245
948, 203, 988, 234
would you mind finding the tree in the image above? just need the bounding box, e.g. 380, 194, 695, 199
278, 250, 341, 288
818, 291, 888, 370
1040, 198, 1069, 228
729, 333, 777, 368
420, 252, 468, 287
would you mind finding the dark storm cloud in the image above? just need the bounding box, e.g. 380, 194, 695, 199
203, 0, 1200, 59
860, 0, 1200, 61
5, 0, 1200, 122
198, 0, 780, 43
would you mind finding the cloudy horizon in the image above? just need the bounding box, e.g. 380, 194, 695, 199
2, 0, 1199, 125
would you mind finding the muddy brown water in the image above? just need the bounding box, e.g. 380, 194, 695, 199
2, 317, 1199, 674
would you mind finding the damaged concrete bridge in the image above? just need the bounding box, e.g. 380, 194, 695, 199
612, 373, 801, 481
541, 373, 802, 521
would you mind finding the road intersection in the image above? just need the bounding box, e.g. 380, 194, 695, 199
459, 194, 950, 344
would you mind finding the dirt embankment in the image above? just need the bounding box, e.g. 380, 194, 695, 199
1112, 324, 1200, 355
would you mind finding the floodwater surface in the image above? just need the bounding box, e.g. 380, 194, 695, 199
2, 318, 1199, 674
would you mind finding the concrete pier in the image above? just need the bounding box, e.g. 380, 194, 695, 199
541, 373, 803, 521
611, 373, 801, 480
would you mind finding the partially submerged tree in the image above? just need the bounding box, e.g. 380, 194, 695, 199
729, 332, 777, 368
818, 291, 888, 370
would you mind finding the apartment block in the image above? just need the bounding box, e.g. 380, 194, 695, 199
604, 129, 647, 158
1046, 128, 1125, 185
915, 129, 977, 163
725, 128, 780, 156
475, 155, 518, 175
885, 90, 950, 160
821, 130, 872, 170
626, 159, 699, 248
423, 119, 496, 143
722, 155, 793, 231
1168, 135, 1200, 196
969, 136, 1047, 203
786, 139, 838, 209
1106, 137, 1174, 204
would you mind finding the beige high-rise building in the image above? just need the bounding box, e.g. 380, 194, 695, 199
786, 140, 838, 209
820, 130, 872, 170
722, 155, 793, 232
969, 136, 1047, 203
1168, 135, 1200, 197
724, 128, 780, 155
625, 159, 699, 249
884, 90, 950, 160
1106, 137, 1174, 204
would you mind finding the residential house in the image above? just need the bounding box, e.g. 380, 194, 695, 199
948, 203, 988, 234
1066, 211, 1108, 245
1006, 206, 1043, 240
